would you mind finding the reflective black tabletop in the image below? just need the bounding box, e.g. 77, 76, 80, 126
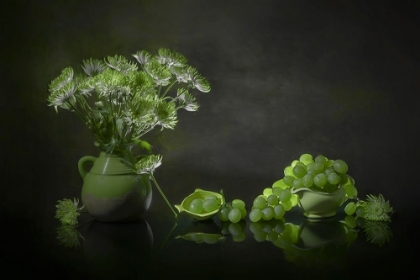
3, 185, 418, 280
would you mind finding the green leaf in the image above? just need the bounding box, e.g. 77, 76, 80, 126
139, 140, 152, 152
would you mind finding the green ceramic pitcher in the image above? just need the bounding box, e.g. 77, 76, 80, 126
78, 152, 152, 222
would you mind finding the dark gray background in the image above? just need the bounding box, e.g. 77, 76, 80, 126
1, 0, 420, 269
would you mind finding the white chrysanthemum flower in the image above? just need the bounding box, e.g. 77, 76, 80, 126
134, 155, 163, 174
157, 48, 187, 67
186, 66, 211, 93
133, 50, 152, 65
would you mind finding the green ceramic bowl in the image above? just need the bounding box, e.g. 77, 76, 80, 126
174, 188, 225, 221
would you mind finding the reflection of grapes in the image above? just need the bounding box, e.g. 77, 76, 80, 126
220, 220, 247, 242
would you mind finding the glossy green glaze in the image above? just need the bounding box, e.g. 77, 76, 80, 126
78, 152, 152, 222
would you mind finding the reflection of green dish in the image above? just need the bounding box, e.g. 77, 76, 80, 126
175, 233, 225, 244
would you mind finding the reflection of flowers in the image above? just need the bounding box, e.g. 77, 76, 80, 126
361, 220, 393, 247
56, 225, 84, 249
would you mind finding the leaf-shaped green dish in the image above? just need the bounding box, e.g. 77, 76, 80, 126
174, 188, 225, 221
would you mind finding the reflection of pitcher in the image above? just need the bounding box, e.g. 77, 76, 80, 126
82, 219, 153, 278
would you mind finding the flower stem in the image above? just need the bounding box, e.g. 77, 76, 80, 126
150, 173, 178, 218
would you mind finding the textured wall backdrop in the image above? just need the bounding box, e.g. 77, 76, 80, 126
2, 0, 420, 221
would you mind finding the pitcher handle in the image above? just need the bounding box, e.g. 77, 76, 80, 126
78, 156, 97, 180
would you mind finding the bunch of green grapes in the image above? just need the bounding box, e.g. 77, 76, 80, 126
218, 199, 247, 223
188, 195, 222, 214
281, 153, 357, 196
249, 185, 300, 223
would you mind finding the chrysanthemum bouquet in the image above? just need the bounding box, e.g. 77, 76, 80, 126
48, 48, 210, 220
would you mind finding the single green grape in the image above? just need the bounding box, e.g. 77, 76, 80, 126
281, 200, 293, 211
228, 208, 242, 223
315, 154, 328, 164
340, 173, 349, 185
344, 215, 357, 228
239, 208, 247, 219
293, 165, 306, 178
325, 159, 334, 167
203, 197, 219, 212
355, 206, 365, 218
279, 189, 292, 202
283, 176, 295, 186
274, 221, 285, 234
291, 160, 299, 167
273, 204, 285, 219
261, 207, 274, 221
306, 162, 315, 170
253, 231, 267, 242
272, 187, 282, 196
290, 194, 299, 207
284, 166, 294, 176
306, 168, 317, 177
324, 166, 335, 176
302, 174, 314, 188
262, 223, 273, 233
228, 223, 243, 236
314, 173, 328, 187
249, 209, 263, 222
344, 184, 358, 198
272, 179, 289, 190
295, 161, 307, 169
333, 159, 348, 174
267, 194, 279, 206
219, 207, 230, 221
263, 188, 273, 197
249, 221, 265, 234
203, 234, 220, 244
344, 202, 357, 215
327, 172, 341, 185
314, 161, 326, 173
189, 233, 204, 242
253, 196, 267, 210
189, 198, 203, 213
292, 178, 304, 189
299, 153, 313, 165
267, 231, 279, 242
206, 195, 218, 201
233, 232, 246, 242
232, 199, 246, 209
